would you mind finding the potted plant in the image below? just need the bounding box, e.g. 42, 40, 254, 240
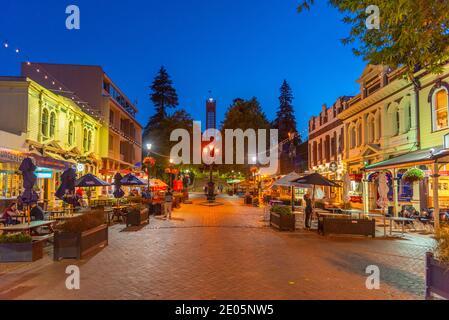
0, 233, 43, 262
426, 226, 449, 299
402, 168, 425, 183
126, 206, 150, 227
270, 205, 295, 231
53, 211, 108, 261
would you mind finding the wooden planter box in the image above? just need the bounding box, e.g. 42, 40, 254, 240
0, 241, 44, 262
318, 217, 375, 237
126, 209, 149, 227
54, 224, 108, 261
270, 212, 296, 231
426, 252, 449, 300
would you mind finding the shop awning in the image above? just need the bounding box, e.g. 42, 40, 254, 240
364, 146, 449, 171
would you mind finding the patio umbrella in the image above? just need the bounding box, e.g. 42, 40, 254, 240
76, 173, 110, 207
292, 173, 339, 187
113, 173, 125, 199
291, 173, 341, 211
76, 173, 110, 187
18, 157, 38, 205
376, 172, 389, 213
55, 167, 78, 206
148, 178, 168, 191
121, 173, 146, 186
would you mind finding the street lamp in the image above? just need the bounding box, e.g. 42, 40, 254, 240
146, 143, 152, 151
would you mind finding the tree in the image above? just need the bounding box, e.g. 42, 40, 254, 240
298, 1, 449, 82
272, 80, 301, 174
144, 66, 179, 136
273, 80, 300, 143
221, 97, 271, 174
143, 67, 193, 169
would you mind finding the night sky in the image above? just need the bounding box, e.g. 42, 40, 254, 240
0, 0, 366, 138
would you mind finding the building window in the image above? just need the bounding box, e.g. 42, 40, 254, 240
83, 129, 88, 152
109, 134, 114, 151
357, 123, 362, 146
368, 117, 375, 143
109, 110, 114, 126
396, 110, 400, 135
49, 112, 56, 138
68, 121, 74, 145
433, 88, 449, 131
350, 126, 356, 149
41, 109, 49, 137
87, 131, 92, 151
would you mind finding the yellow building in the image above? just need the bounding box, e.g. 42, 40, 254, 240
0, 76, 101, 208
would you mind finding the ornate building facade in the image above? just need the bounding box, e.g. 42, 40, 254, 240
0, 76, 101, 206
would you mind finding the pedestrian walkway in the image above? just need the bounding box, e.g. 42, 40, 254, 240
0, 194, 434, 300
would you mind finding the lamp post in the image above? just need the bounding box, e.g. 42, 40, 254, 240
145, 143, 152, 193
204, 145, 219, 202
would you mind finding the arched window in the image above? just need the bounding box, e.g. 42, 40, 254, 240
396, 110, 400, 135
350, 125, 356, 149
87, 131, 93, 151
49, 112, 56, 138
41, 109, 49, 137
357, 123, 362, 146
433, 88, 449, 131
68, 121, 74, 145
368, 116, 375, 143
83, 128, 88, 151
388, 103, 400, 136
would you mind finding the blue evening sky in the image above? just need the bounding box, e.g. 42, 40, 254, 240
0, 0, 366, 138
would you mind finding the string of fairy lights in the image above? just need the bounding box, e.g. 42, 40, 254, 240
2, 36, 309, 161
2, 38, 105, 124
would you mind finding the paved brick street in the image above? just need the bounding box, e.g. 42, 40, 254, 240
0, 194, 434, 300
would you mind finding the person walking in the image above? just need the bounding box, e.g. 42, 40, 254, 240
304, 193, 313, 229
164, 189, 174, 220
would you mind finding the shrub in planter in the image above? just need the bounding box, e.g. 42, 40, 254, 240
426, 226, 449, 299
270, 205, 295, 231
54, 211, 108, 261
0, 233, 43, 262
402, 168, 425, 183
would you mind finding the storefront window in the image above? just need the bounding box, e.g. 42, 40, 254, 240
433, 88, 448, 131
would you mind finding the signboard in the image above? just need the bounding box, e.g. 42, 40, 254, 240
36, 167, 53, 179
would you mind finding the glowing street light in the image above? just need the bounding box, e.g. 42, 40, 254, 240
146, 143, 152, 151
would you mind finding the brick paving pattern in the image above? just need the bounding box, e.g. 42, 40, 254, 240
0, 194, 434, 300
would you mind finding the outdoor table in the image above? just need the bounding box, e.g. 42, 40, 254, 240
0, 220, 56, 235
385, 217, 415, 236
342, 209, 364, 219
326, 207, 342, 214
50, 213, 82, 221
104, 208, 114, 225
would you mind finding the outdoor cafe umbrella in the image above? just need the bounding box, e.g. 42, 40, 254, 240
76, 173, 110, 206
113, 173, 125, 199
291, 173, 340, 210
121, 173, 146, 186
55, 167, 78, 206
18, 157, 38, 224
